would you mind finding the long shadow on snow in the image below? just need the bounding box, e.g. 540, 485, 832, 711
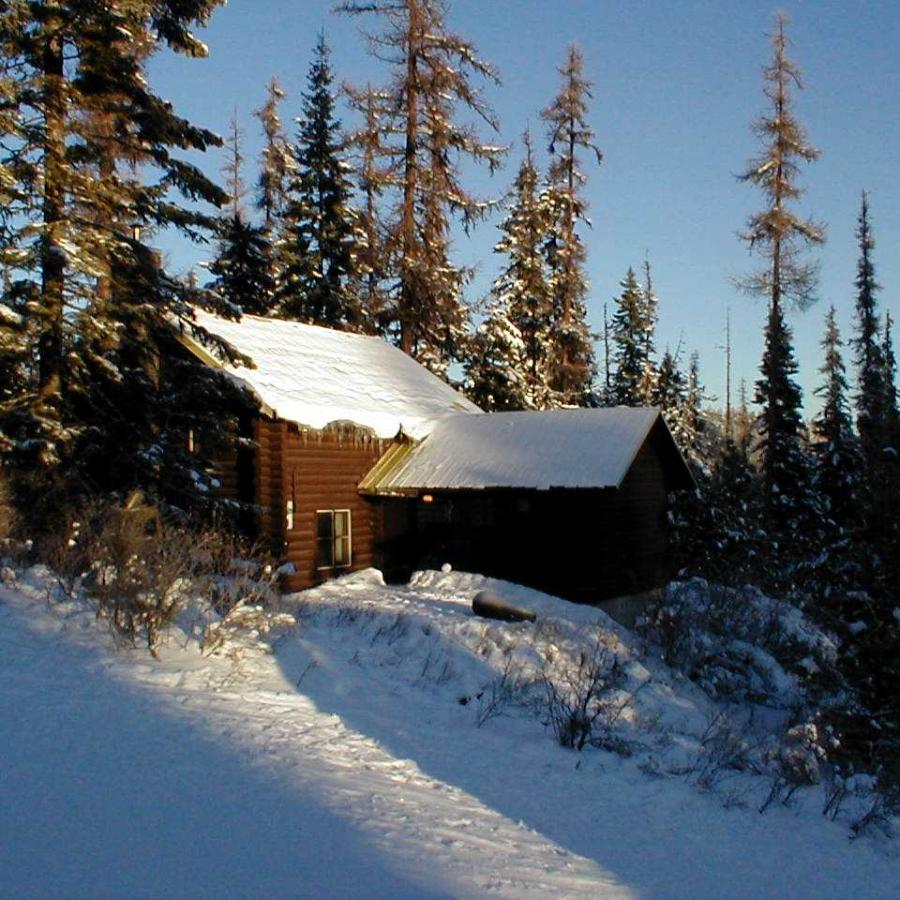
0, 591, 453, 900
274, 578, 892, 900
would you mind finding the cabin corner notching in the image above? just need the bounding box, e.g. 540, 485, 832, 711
178, 310, 693, 603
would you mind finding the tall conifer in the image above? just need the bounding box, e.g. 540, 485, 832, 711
0, 1, 230, 516
851, 192, 886, 467
540, 44, 601, 405
739, 13, 823, 542
339, 0, 505, 376
466, 130, 552, 410
276, 33, 362, 329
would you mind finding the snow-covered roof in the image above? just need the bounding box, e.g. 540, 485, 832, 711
362, 407, 681, 492
178, 309, 482, 440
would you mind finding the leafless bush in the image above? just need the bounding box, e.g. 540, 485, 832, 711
538, 636, 627, 751
475, 656, 526, 727
50, 495, 283, 655
692, 710, 762, 792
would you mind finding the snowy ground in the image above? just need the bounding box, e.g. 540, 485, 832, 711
1, 567, 897, 899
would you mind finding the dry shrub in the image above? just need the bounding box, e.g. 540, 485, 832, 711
42, 494, 281, 655
539, 635, 627, 751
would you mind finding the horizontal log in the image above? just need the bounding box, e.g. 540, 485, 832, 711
472, 590, 536, 624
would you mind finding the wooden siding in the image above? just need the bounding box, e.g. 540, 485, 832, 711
253, 421, 387, 592
376, 426, 675, 603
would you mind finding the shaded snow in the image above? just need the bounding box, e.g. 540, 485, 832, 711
182, 309, 481, 439
1, 568, 898, 899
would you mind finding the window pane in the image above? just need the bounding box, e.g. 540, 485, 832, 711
318, 536, 334, 569
334, 511, 349, 538
317, 511, 333, 540
335, 536, 350, 567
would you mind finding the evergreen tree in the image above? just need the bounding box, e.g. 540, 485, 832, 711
754, 298, 820, 565
653, 349, 686, 414
465, 305, 528, 412
540, 43, 601, 405
254, 77, 292, 230
207, 216, 276, 317
610, 268, 648, 406
883, 311, 899, 450
466, 130, 552, 409
207, 111, 276, 315
345, 82, 393, 334
637, 258, 659, 402
0, 1, 230, 525
739, 12, 823, 549
811, 306, 862, 537
851, 192, 886, 466
339, 0, 505, 376
276, 33, 363, 330
738, 13, 824, 312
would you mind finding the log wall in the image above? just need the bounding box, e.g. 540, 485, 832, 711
254, 420, 387, 592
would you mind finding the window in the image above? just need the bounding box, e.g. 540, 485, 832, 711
317, 510, 351, 569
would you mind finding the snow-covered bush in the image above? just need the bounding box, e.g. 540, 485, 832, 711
41, 496, 283, 654
637, 578, 838, 709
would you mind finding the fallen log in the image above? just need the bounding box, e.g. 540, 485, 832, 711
472, 590, 536, 624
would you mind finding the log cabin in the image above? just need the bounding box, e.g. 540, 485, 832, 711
176, 310, 693, 602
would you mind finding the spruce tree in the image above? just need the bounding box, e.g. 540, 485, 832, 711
466, 130, 552, 409
276, 33, 363, 330
739, 12, 824, 546
610, 268, 648, 406
339, 0, 504, 376
754, 298, 820, 567
0, 1, 230, 524
851, 192, 886, 467
811, 306, 861, 537
883, 311, 899, 450
207, 216, 276, 317
254, 77, 292, 230
207, 111, 276, 315
540, 43, 601, 405
345, 82, 393, 334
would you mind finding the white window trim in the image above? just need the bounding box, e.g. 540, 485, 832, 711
316, 508, 352, 571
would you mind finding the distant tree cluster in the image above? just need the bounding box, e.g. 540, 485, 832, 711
668, 14, 900, 806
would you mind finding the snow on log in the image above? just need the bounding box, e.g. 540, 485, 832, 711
472, 590, 536, 624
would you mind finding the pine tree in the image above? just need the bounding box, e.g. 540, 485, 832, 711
345, 82, 393, 334
851, 192, 886, 467
466, 130, 552, 409
339, 0, 505, 376
653, 349, 686, 414
754, 298, 820, 564
207, 216, 276, 317
0, 1, 230, 524
276, 33, 363, 330
207, 111, 276, 315
883, 311, 899, 450
738, 13, 824, 311
739, 12, 823, 551
637, 258, 659, 402
610, 268, 648, 406
540, 44, 601, 405
254, 77, 292, 230
811, 306, 861, 536
465, 307, 528, 412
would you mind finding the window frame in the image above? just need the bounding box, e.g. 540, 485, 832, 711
315, 508, 352, 571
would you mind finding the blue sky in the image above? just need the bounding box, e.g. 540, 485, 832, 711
149, 0, 900, 415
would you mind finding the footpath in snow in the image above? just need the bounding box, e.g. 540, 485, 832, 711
1, 567, 897, 899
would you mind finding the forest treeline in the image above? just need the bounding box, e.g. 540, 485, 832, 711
0, 4, 897, 813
